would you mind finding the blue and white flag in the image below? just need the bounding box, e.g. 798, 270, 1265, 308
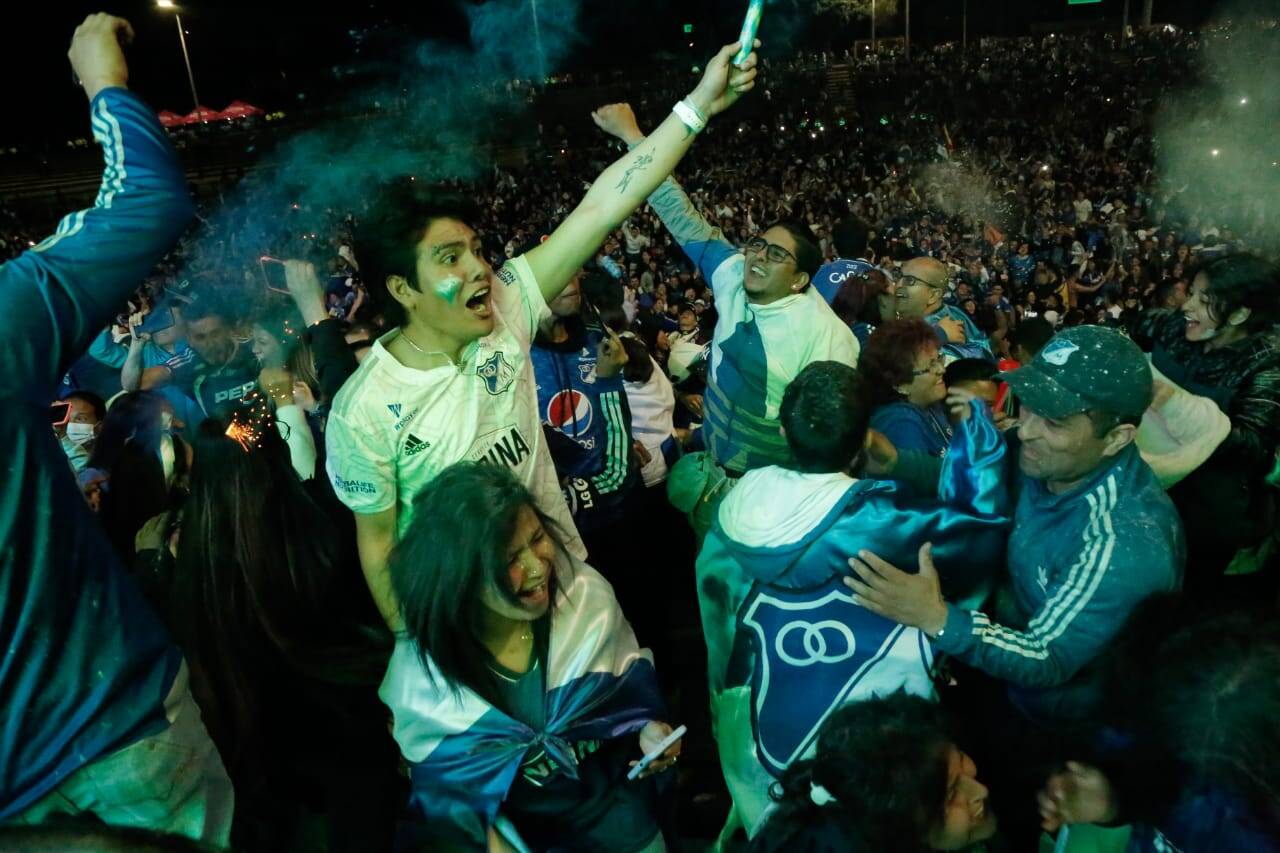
379, 561, 664, 847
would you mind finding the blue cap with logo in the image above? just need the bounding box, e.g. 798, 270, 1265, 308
998, 325, 1153, 420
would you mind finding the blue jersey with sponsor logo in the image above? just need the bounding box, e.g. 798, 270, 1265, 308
169, 342, 258, 419
812, 258, 876, 306
531, 322, 639, 533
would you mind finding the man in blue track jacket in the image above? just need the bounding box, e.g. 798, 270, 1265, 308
847, 324, 1183, 847
0, 15, 231, 842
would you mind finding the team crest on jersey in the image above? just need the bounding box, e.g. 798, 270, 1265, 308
545, 389, 592, 437
578, 363, 597, 384
477, 351, 517, 395
739, 582, 911, 777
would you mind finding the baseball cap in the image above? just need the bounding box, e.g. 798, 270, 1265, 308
999, 325, 1152, 420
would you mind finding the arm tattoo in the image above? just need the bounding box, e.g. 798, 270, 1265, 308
616, 151, 655, 195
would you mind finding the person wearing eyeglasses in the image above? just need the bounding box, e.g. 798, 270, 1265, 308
860, 320, 954, 465
892, 256, 995, 364
592, 104, 858, 536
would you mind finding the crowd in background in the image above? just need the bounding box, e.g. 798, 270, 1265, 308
5, 11, 1280, 853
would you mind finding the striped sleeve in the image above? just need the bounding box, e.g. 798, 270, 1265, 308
933, 475, 1151, 688
645, 176, 739, 285
588, 387, 632, 495
0, 88, 192, 396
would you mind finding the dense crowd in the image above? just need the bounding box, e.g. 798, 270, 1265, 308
4, 11, 1280, 853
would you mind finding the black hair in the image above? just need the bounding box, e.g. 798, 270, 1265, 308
88, 391, 188, 564
1097, 597, 1280, 835
62, 390, 106, 422
578, 268, 622, 318
170, 399, 390, 775
943, 358, 996, 388
390, 462, 565, 707
832, 216, 870, 259
1198, 253, 1280, 334
87, 391, 169, 474
780, 361, 872, 474
766, 219, 823, 282
354, 182, 481, 327
620, 336, 655, 384
181, 290, 233, 326
1009, 316, 1055, 358
753, 693, 955, 853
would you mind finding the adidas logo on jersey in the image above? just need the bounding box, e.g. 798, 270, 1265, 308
404, 434, 430, 456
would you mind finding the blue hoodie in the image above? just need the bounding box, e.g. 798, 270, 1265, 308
695, 405, 1011, 836
0, 89, 192, 819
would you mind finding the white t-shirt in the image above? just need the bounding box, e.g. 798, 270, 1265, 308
325, 254, 584, 557
624, 356, 677, 487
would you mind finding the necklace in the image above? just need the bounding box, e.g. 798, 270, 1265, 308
398, 329, 457, 366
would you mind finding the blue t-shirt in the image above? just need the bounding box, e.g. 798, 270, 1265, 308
812, 258, 876, 305
870, 401, 953, 457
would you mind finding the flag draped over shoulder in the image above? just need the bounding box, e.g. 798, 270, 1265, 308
378, 561, 664, 846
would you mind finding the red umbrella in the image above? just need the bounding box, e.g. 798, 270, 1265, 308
157, 110, 188, 127
219, 100, 264, 119
184, 105, 222, 123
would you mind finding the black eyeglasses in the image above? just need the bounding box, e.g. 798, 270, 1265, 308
891, 270, 948, 291
745, 236, 798, 266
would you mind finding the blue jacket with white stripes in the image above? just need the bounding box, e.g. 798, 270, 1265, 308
934, 443, 1184, 722
0, 88, 192, 819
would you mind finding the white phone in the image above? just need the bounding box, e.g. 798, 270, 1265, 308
627, 724, 687, 781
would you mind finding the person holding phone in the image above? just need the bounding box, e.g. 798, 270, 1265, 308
380, 463, 680, 852
0, 14, 232, 842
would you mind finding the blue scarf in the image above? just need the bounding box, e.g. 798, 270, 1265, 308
379, 561, 664, 846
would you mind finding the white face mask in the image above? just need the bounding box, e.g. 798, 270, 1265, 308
65, 422, 95, 445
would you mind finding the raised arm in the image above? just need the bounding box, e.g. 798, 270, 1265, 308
594, 105, 739, 283
0, 14, 192, 399
524, 40, 758, 303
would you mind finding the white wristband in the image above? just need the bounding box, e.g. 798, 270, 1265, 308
672, 100, 707, 134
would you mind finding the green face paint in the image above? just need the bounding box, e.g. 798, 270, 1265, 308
434, 276, 463, 304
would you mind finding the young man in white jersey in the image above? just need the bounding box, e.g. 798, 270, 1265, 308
326, 42, 760, 628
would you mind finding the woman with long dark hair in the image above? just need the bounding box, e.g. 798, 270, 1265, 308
88, 390, 189, 563
142, 395, 398, 851
1132, 253, 1280, 597
381, 462, 680, 852
749, 693, 997, 852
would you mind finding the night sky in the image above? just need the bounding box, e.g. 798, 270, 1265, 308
5, 0, 1220, 146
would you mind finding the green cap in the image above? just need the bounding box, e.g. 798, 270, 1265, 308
999, 325, 1153, 420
